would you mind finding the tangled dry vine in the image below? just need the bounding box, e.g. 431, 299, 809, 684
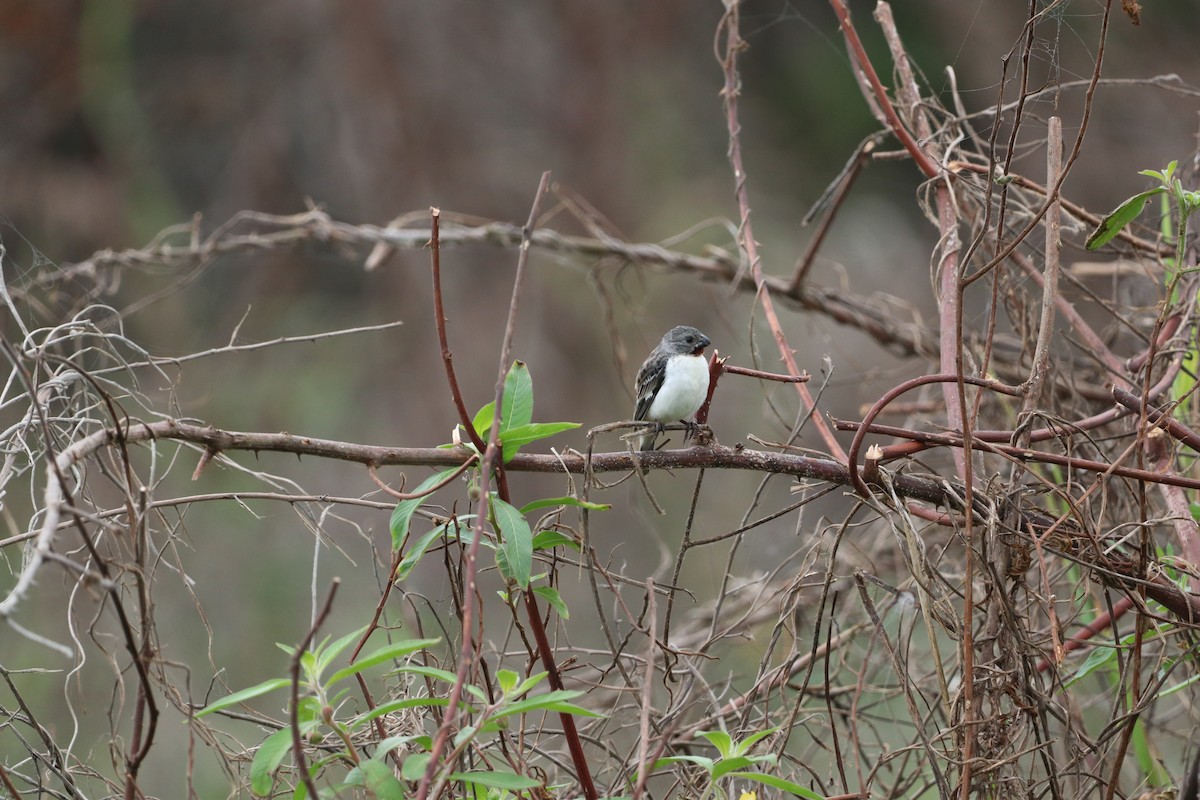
4, 2, 1200, 799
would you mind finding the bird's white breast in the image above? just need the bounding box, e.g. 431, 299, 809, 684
647, 354, 709, 422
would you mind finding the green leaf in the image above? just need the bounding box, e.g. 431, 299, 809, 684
726, 771, 825, 799
501, 360, 534, 432
472, 402, 495, 439
498, 422, 581, 462
394, 666, 489, 702
299, 651, 317, 683
520, 496, 610, 514
533, 585, 570, 619
449, 770, 542, 791
315, 626, 370, 678
491, 690, 603, 720
402, 752, 432, 781
1139, 160, 1177, 183
297, 695, 323, 724
651, 754, 715, 773
249, 727, 294, 796
357, 759, 406, 799
1086, 188, 1165, 250
1066, 644, 1118, 686
453, 724, 478, 747
397, 519, 462, 581
348, 758, 409, 796
712, 755, 775, 781
196, 678, 292, 718
1161, 672, 1200, 697
326, 637, 441, 686
354, 696, 449, 728
510, 671, 549, 699
696, 729, 734, 758
390, 467, 461, 549
374, 735, 419, 757
730, 726, 780, 757
492, 496, 533, 589
497, 668, 519, 695
531, 530, 581, 552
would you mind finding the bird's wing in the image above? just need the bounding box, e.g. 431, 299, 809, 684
634, 353, 667, 420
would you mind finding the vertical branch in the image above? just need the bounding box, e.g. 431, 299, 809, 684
718, 1, 847, 463
431, 207, 487, 452
420, 173, 597, 800
630, 578, 657, 800
1019, 116, 1063, 418
290, 579, 340, 800
870, 6, 979, 793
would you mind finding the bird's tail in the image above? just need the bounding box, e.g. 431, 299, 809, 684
638, 428, 659, 451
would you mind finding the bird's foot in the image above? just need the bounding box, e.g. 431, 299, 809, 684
681, 421, 713, 446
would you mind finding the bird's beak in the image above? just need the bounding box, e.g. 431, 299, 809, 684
694, 335, 711, 354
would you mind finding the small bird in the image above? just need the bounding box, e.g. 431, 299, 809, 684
633, 325, 712, 451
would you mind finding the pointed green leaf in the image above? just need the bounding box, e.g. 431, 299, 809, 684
299, 651, 318, 683
326, 637, 441, 686
1086, 188, 1165, 250
397, 518, 467, 581
731, 726, 780, 757
496, 668, 519, 695
531, 530, 582, 552
472, 401, 495, 439
1066, 644, 1118, 686
450, 770, 542, 791
394, 666, 488, 702
1161, 672, 1200, 697
696, 729, 734, 758
533, 585, 570, 619
390, 467, 461, 549
315, 626, 370, 678
520, 496, 610, 514
491, 689, 603, 720
726, 771, 825, 799
491, 496, 533, 589
353, 696, 449, 728
712, 755, 772, 781
499, 422, 581, 462
374, 735, 417, 757
501, 360, 534, 432
511, 670, 549, 699
196, 678, 292, 717
1139, 160, 1177, 183
651, 754, 714, 772
249, 727, 294, 796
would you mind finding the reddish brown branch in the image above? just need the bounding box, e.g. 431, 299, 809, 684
431, 207, 487, 453
847, 373, 1022, 498
828, 0, 938, 178
723, 364, 810, 383
718, 2, 847, 463
291, 579, 340, 800
836, 417, 1200, 491
1112, 387, 1200, 452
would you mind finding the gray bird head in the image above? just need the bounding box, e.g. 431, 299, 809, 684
661, 325, 711, 356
